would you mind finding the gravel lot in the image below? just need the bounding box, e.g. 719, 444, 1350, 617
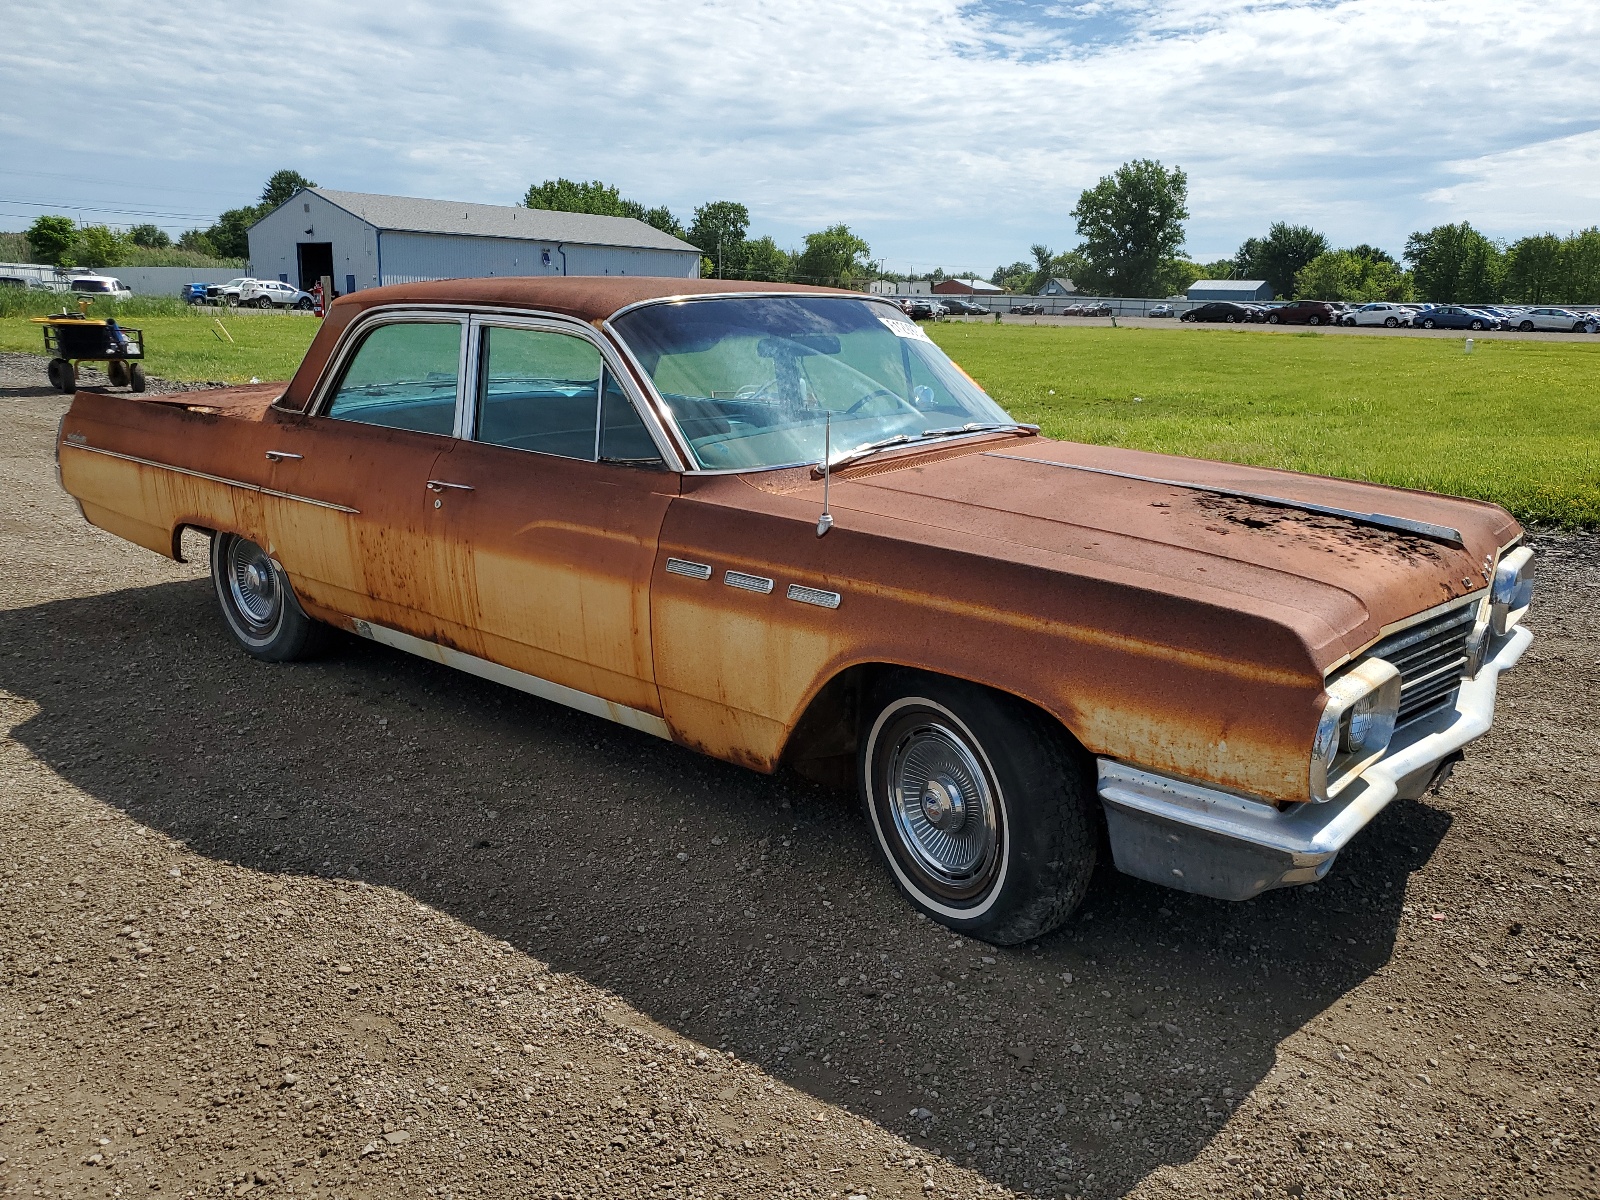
2, 350, 1597, 1200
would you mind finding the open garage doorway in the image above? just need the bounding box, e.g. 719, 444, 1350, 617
296, 243, 333, 293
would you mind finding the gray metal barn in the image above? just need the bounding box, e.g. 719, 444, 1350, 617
247, 188, 701, 295
1187, 279, 1273, 302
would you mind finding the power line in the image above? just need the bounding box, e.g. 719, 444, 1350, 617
0, 198, 218, 222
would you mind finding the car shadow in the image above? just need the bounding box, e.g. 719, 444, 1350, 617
0, 580, 1447, 1199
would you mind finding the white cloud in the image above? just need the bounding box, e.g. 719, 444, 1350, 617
0, 0, 1595, 270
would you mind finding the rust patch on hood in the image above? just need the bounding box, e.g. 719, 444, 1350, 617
1191, 493, 1447, 565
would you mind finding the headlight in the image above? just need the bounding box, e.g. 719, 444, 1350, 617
1311, 657, 1403, 802
1491, 545, 1535, 636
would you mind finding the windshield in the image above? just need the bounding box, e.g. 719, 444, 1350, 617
612, 295, 1013, 470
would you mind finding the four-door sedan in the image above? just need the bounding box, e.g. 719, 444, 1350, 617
1341, 303, 1411, 328
55, 277, 1536, 945
1509, 307, 1598, 333
1262, 300, 1337, 326
1180, 301, 1254, 323
1413, 306, 1497, 331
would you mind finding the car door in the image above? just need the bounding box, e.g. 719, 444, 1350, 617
415, 316, 679, 724
259, 314, 467, 639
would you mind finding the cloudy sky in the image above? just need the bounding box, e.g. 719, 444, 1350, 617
2, 0, 1596, 274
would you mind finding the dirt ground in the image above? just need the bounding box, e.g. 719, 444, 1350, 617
1, 350, 1596, 1200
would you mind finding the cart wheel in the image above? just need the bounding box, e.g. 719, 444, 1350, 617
129, 364, 146, 393
107, 359, 129, 387
52, 359, 77, 394
46, 359, 62, 390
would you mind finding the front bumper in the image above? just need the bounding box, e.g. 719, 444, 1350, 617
1096, 624, 1532, 902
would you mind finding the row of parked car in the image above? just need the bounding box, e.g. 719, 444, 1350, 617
1178, 299, 1600, 333
182, 277, 317, 310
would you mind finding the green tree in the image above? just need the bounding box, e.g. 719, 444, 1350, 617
1295, 250, 1413, 302
1559, 227, 1600, 304
1503, 234, 1564, 303
1347, 244, 1398, 268
202, 207, 261, 260
1026, 244, 1056, 294
687, 202, 751, 277
25, 215, 79, 264
990, 261, 1032, 291
639, 205, 685, 239
523, 178, 628, 215
794, 224, 871, 286
1404, 223, 1503, 303
1154, 259, 1203, 296
1198, 258, 1237, 280
260, 170, 317, 210
1235, 224, 1329, 299
740, 236, 792, 281
73, 225, 130, 268
178, 229, 217, 256
1070, 159, 1189, 296
128, 223, 171, 249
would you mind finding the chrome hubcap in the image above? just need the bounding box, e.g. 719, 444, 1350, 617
888, 720, 998, 888
227, 538, 280, 629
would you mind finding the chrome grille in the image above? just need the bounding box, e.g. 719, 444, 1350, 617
1369, 601, 1481, 725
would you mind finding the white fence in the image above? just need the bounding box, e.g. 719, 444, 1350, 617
0, 262, 244, 295
894, 293, 1198, 317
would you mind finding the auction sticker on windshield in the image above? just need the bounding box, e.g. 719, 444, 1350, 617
878, 317, 932, 342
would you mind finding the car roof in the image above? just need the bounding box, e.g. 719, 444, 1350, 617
326, 276, 855, 325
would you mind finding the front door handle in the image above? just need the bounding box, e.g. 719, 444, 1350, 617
264, 450, 303, 462
425, 480, 474, 493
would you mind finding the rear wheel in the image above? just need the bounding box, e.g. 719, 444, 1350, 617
210, 533, 329, 661
106, 359, 129, 387
128, 363, 146, 393
48, 358, 76, 393
860, 671, 1098, 945
1385, 316, 1399, 328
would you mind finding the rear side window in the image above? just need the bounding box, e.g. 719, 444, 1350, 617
325, 321, 461, 435
477, 327, 602, 459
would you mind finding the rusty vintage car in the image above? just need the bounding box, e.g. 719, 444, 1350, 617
56, 277, 1536, 944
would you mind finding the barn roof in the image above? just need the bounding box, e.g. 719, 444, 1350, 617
276, 188, 700, 254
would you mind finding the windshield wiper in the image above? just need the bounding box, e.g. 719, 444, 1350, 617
920, 421, 1040, 438
813, 422, 1039, 476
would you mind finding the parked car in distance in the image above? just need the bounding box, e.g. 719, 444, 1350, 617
938, 298, 987, 316
204, 278, 255, 305
1509, 307, 1598, 333
0, 276, 26, 289
55, 275, 1536, 946
1341, 303, 1411, 328
182, 283, 211, 305
68, 275, 133, 301
1181, 301, 1254, 323
238, 279, 316, 310
1008, 302, 1045, 315
1080, 302, 1113, 317
1413, 306, 1497, 331
1147, 304, 1176, 318
1263, 300, 1337, 326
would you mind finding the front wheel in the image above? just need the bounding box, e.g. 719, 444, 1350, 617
1422, 318, 1436, 329
128, 363, 146, 393
1519, 321, 1534, 332
1307, 315, 1321, 326
860, 671, 1098, 945
210, 533, 329, 661
296, 297, 314, 310
1470, 320, 1485, 331
1267, 313, 1280, 324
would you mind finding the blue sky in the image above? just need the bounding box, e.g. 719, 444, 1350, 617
2, 0, 1596, 275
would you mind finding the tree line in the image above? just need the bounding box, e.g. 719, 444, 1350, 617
523, 178, 874, 286
985, 161, 1600, 304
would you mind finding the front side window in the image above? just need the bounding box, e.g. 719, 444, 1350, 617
476, 326, 663, 465
612, 295, 1012, 470
325, 321, 461, 435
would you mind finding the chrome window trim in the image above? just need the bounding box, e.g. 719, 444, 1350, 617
290, 302, 687, 472
600, 291, 915, 477
303, 307, 470, 425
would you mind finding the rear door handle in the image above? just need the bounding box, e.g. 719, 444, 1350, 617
425, 480, 474, 492
265, 450, 303, 462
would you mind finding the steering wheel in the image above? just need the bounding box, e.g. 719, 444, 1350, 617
844, 388, 922, 418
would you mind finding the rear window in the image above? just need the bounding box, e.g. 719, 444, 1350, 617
71, 280, 110, 293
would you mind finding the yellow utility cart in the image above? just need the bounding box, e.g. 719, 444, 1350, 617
33, 312, 146, 393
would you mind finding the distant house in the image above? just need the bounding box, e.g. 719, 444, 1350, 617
865, 279, 897, 295
902, 280, 933, 295
1038, 277, 1077, 296
932, 277, 1005, 295
1187, 279, 1273, 302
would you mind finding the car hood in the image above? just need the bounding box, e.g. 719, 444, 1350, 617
774, 436, 1519, 667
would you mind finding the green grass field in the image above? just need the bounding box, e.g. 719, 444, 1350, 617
3, 309, 1594, 525
931, 324, 1600, 527
0, 305, 320, 387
